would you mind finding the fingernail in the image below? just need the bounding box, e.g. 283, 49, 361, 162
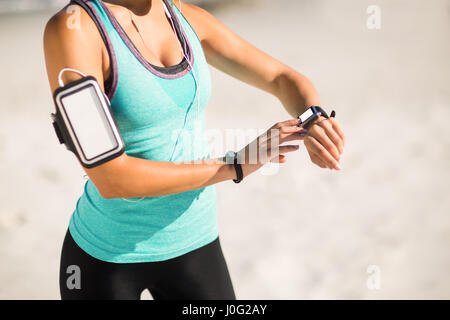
335, 163, 341, 170
330, 110, 336, 118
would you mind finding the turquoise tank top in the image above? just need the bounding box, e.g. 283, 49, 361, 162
68, 0, 219, 263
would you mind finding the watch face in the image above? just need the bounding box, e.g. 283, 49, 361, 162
299, 108, 314, 123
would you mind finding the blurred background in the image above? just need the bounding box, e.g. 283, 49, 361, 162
0, 0, 449, 299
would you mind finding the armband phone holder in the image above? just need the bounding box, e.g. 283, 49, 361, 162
50, 69, 125, 168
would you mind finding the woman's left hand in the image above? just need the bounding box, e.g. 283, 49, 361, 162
303, 115, 346, 170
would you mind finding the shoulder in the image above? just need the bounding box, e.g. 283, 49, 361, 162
43, 3, 106, 91
43, 3, 102, 52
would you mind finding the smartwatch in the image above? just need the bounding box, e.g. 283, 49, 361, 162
297, 106, 329, 128
225, 151, 243, 183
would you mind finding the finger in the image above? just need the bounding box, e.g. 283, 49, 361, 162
279, 131, 307, 143
305, 141, 329, 169
278, 144, 300, 154
309, 152, 327, 169
329, 118, 345, 145
268, 126, 307, 144
270, 154, 287, 163
316, 120, 344, 154
307, 125, 341, 162
268, 120, 305, 143
304, 136, 340, 170
272, 118, 301, 129
307, 144, 331, 169
279, 125, 306, 134
260, 143, 299, 162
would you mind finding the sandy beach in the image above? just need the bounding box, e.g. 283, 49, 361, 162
0, 0, 449, 299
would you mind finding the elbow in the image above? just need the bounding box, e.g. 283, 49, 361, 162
87, 155, 164, 199
96, 176, 145, 199
98, 187, 120, 200
90, 170, 129, 199
88, 155, 132, 199
98, 183, 156, 199
97, 183, 123, 199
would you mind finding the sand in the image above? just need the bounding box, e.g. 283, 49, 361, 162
0, 0, 449, 299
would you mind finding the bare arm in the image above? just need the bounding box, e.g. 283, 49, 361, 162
43, 6, 243, 199
43, 6, 300, 199
178, 2, 320, 116
179, 2, 345, 170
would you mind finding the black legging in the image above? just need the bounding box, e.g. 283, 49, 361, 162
59, 230, 236, 300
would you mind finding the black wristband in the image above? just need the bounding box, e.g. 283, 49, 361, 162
224, 151, 243, 183
232, 154, 243, 184
310, 106, 329, 119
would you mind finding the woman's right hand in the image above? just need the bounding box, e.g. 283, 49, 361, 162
237, 119, 306, 177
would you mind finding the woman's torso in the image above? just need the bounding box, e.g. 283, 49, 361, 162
68, 0, 219, 263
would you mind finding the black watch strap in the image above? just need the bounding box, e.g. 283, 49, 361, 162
232, 154, 243, 183
310, 106, 329, 119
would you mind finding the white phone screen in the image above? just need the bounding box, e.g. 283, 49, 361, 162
299, 108, 314, 123
61, 85, 118, 160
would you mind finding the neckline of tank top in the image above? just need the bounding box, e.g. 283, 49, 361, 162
97, 0, 195, 78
